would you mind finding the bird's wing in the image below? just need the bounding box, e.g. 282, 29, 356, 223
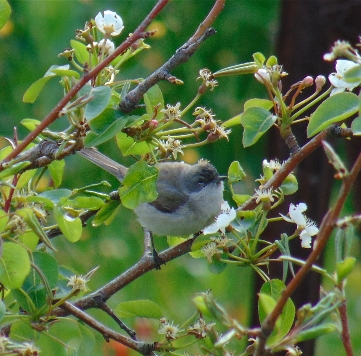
149, 178, 189, 213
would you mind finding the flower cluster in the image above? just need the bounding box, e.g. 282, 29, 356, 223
194, 107, 231, 142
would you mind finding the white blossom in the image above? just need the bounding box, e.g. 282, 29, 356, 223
255, 68, 271, 85
98, 39, 115, 55
328, 60, 361, 95
281, 203, 319, 248
95, 10, 124, 37
203, 201, 236, 235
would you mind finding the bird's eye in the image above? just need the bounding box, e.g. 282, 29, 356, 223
197, 178, 205, 185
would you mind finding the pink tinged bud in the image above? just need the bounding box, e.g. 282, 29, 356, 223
206, 132, 220, 143
315, 75, 326, 91
301, 76, 313, 88
149, 119, 159, 129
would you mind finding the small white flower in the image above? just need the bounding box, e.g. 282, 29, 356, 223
255, 68, 271, 85
281, 203, 319, 248
158, 320, 182, 340
328, 60, 361, 95
98, 39, 115, 55
203, 201, 236, 235
201, 242, 222, 263
254, 188, 276, 204
95, 10, 124, 37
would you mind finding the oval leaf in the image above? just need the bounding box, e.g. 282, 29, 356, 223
84, 86, 112, 122
144, 85, 164, 120
0, 242, 30, 289
228, 161, 246, 183
119, 161, 158, 209
0, 0, 11, 31
241, 107, 276, 147
54, 207, 82, 242
307, 92, 358, 137
115, 300, 162, 319
116, 131, 152, 156
258, 279, 295, 346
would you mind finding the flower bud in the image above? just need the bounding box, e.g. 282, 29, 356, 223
300, 76, 313, 89
315, 75, 326, 91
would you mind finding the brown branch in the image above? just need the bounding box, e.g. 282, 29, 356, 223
60, 302, 155, 355
119, 28, 217, 113
0, 0, 170, 169
99, 302, 137, 340
53, 235, 197, 316
240, 125, 341, 212
254, 148, 361, 356
119, 0, 226, 113
186, 0, 226, 45
338, 293, 353, 356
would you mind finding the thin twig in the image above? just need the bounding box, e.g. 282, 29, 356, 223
99, 302, 137, 340
60, 302, 154, 355
119, 28, 217, 113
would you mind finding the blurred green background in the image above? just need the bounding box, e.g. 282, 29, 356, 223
1, 1, 360, 355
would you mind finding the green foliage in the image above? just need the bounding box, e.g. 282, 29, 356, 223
0, 0, 11, 30
258, 279, 295, 346
118, 160, 159, 209
115, 300, 163, 319
307, 92, 359, 137
241, 107, 277, 147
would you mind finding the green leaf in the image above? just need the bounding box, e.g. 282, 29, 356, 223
20, 118, 41, 132
351, 116, 361, 135
343, 64, 361, 82
266, 55, 278, 67
23, 65, 70, 103
54, 207, 82, 242
336, 257, 356, 283
0, 300, 6, 323
228, 161, 246, 183
119, 161, 158, 209
258, 279, 295, 346
16, 208, 56, 251
115, 300, 162, 319
70, 39, 96, 66
280, 173, 298, 195
50, 68, 80, 79
92, 200, 121, 226
0, 242, 30, 289
0, 0, 11, 31
21, 251, 58, 309
0, 209, 9, 233
18, 231, 39, 251
48, 159, 65, 188
39, 189, 72, 204
295, 323, 337, 343
0, 161, 30, 179
244, 98, 273, 111
17, 169, 36, 189
307, 92, 359, 137
143, 85, 164, 120
84, 86, 112, 122
253, 52, 265, 67
222, 114, 241, 128
241, 107, 276, 147
84, 110, 129, 147
116, 131, 152, 156
71, 196, 105, 210
232, 194, 251, 205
